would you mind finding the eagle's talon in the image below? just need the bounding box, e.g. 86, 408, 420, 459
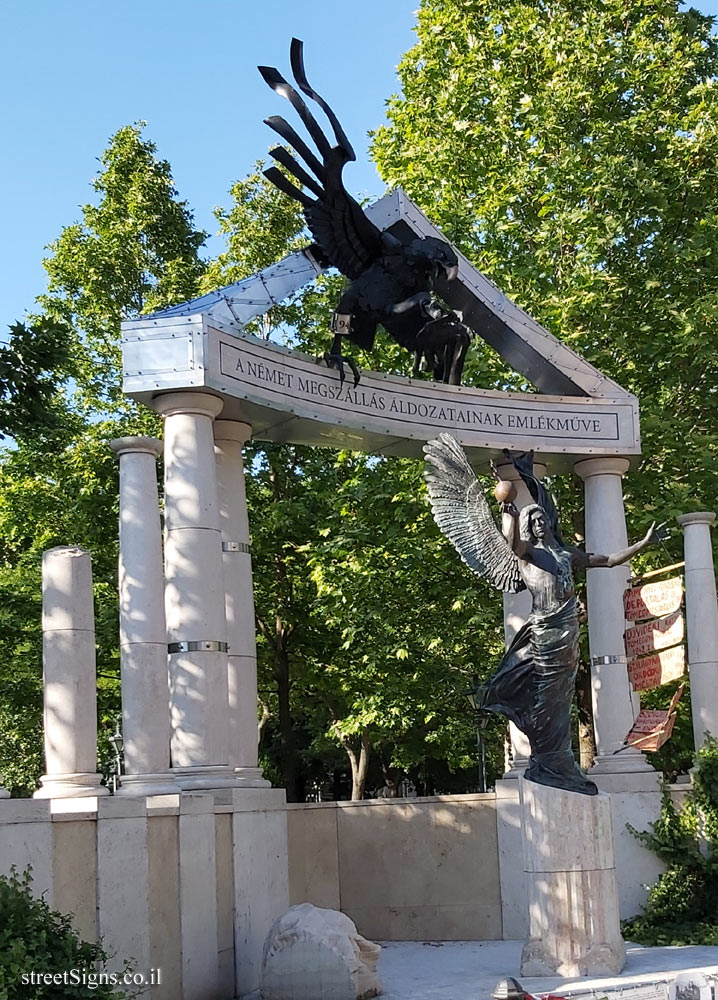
323, 352, 361, 387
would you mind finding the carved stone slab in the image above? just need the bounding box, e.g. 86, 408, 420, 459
261, 903, 381, 1000
122, 318, 640, 471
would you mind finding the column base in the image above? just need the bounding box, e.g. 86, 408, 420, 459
233, 767, 271, 787
502, 758, 528, 780
33, 772, 110, 798
116, 773, 178, 796
590, 749, 656, 777
171, 765, 238, 791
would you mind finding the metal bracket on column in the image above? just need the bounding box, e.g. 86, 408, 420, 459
591, 654, 628, 665
168, 640, 229, 653
221, 541, 251, 553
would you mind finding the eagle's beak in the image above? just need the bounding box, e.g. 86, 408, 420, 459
444, 263, 459, 282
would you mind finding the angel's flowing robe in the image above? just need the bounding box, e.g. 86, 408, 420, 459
480, 596, 579, 758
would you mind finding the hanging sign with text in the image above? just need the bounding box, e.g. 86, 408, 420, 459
624, 576, 683, 622
621, 685, 684, 753
625, 610, 684, 658
627, 643, 686, 692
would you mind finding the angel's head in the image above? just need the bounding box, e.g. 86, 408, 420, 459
519, 503, 552, 544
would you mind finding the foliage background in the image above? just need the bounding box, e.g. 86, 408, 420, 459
1, 0, 716, 798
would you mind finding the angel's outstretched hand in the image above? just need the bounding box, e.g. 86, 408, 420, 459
643, 521, 668, 546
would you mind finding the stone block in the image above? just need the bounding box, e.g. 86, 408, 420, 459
178, 804, 219, 999
97, 814, 151, 975
336, 796, 501, 941
0, 810, 53, 903
52, 820, 97, 942
261, 903, 381, 1000
519, 777, 625, 977
233, 796, 289, 997
495, 778, 528, 939
287, 803, 341, 911
147, 814, 181, 1000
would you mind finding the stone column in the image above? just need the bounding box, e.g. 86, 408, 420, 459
214, 421, 268, 786
677, 512, 718, 749
495, 458, 547, 777
35, 546, 108, 798
155, 392, 235, 790
574, 457, 652, 774
110, 437, 176, 796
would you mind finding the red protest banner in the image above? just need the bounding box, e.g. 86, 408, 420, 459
624, 715, 677, 752
627, 644, 686, 692
620, 685, 684, 753
624, 576, 683, 621
625, 611, 684, 658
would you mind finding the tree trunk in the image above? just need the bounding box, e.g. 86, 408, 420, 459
257, 699, 271, 748
343, 731, 370, 800
576, 656, 596, 770
380, 752, 403, 797
257, 610, 303, 802
274, 620, 303, 802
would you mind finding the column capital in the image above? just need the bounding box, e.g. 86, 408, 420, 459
110, 436, 162, 459
214, 419, 252, 445
677, 511, 715, 528
153, 391, 223, 421
495, 460, 547, 482
574, 456, 630, 481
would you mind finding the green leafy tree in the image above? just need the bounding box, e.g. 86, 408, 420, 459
623, 736, 718, 945
302, 450, 505, 798
40, 122, 206, 412
0, 319, 73, 440
246, 441, 345, 802
373, 0, 718, 766
202, 161, 306, 289
0, 125, 207, 793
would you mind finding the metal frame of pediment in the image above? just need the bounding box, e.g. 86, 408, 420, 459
147, 188, 630, 401
122, 188, 639, 471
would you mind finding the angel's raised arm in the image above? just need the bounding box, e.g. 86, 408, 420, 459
499, 503, 534, 559
424, 434, 525, 595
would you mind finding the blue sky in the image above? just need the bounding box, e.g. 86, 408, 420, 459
0, 1, 417, 332
1, 1, 716, 333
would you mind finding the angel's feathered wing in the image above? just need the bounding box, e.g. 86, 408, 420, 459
424, 434, 525, 594
258, 38, 385, 280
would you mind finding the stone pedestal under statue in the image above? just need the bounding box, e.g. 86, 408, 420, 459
519, 776, 625, 977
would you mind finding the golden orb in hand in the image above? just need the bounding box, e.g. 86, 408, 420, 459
493, 480, 517, 503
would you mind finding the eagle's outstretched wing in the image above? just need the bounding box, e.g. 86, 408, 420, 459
424, 434, 525, 594
258, 38, 386, 280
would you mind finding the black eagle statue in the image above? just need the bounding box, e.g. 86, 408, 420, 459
258, 39, 473, 386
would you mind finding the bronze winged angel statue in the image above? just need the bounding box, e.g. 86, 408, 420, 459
258, 39, 473, 386
424, 433, 662, 795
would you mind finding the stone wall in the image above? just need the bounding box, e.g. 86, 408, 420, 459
286, 793, 503, 941
2, 784, 680, 997
0, 788, 288, 1000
